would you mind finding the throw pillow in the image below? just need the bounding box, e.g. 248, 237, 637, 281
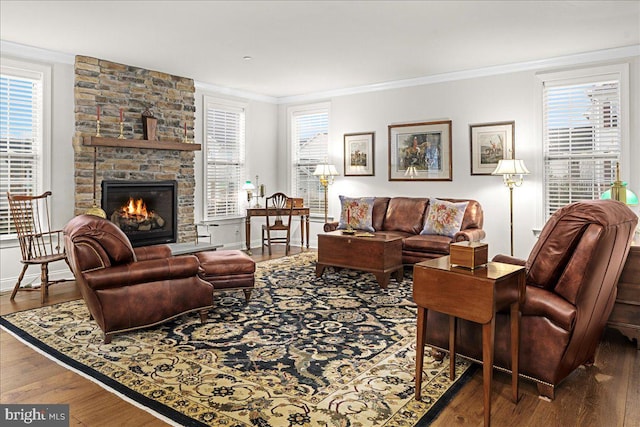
421, 198, 468, 238
337, 196, 375, 232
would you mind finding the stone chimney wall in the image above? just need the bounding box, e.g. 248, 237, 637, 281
72, 55, 197, 242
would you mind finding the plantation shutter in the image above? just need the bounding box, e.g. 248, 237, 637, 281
204, 100, 245, 219
291, 107, 329, 216
0, 68, 44, 236
542, 73, 621, 219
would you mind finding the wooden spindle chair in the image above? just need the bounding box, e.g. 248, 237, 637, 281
261, 192, 294, 255
7, 191, 73, 304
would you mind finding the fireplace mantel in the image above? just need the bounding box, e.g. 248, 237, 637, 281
83, 136, 201, 151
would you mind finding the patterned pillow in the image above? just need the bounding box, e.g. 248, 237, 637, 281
337, 196, 375, 232
420, 198, 468, 238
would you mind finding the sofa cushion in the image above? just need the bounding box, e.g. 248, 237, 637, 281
337, 196, 375, 232
421, 198, 468, 238
404, 234, 452, 254
383, 197, 428, 234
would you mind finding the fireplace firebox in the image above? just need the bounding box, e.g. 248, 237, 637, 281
101, 180, 177, 247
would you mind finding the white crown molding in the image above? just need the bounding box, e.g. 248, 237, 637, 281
277, 45, 640, 105
3, 40, 637, 106
194, 81, 277, 104
1, 40, 75, 64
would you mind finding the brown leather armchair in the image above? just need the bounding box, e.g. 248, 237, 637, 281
424, 200, 637, 399
63, 214, 214, 343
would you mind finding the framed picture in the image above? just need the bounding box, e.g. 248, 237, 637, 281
470, 121, 515, 175
388, 120, 452, 181
344, 132, 375, 176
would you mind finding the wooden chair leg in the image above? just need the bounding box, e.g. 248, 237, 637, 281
40, 263, 49, 304
10, 264, 29, 300
199, 309, 208, 323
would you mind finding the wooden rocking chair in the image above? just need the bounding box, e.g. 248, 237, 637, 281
7, 191, 73, 304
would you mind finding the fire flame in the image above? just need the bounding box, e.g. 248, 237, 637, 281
121, 197, 149, 219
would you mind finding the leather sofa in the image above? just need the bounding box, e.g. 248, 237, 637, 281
423, 200, 638, 399
63, 214, 215, 343
324, 197, 485, 264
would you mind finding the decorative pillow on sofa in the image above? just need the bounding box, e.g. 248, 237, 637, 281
420, 198, 468, 238
337, 196, 375, 232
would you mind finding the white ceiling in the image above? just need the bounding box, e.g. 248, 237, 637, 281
1, 1, 639, 100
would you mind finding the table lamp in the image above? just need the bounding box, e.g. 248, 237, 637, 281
242, 180, 255, 206
599, 162, 638, 206
313, 162, 339, 223
492, 159, 530, 256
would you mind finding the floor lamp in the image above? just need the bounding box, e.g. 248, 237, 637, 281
492, 159, 530, 256
313, 162, 339, 223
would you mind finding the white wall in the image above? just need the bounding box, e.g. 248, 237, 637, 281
280, 56, 640, 259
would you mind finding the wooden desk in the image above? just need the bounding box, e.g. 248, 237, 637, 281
413, 256, 525, 427
245, 207, 310, 253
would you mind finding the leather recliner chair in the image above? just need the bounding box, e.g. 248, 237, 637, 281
63, 214, 215, 343
424, 200, 637, 399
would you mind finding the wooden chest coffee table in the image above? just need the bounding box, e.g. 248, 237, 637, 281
316, 231, 403, 289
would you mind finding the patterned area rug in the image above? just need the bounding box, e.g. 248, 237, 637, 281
1, 252, 474, 426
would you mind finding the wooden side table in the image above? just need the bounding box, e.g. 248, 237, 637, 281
413, 256, 526, 427
607, 243, 640, 348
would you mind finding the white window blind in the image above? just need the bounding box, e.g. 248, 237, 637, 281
542, 73, 621, 219
291, 106, 329, 216
1, 66, 44, 236
204, 99, 246, 219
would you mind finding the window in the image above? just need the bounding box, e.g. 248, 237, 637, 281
1, 60, 48, 236
290, 103, 329, 217
203, 97, 246, 219
540, 65, 627, 220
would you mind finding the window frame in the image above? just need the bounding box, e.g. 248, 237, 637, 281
201, 95, 247, 221
535, 63, 630, 223
288, 102, 331, 219
1, 57, 51, 239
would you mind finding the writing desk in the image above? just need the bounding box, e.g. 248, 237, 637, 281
245, 207, 310, 253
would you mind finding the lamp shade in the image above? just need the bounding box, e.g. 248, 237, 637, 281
491, 159, 530, 176
242, 180, 255, 191
313, 164, 339, 177
600, 183, 639, 206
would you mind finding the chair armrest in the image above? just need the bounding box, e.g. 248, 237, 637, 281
324, 221, 339, 232
520, 286, 576, 332
134, 244, 172, 261
83, 255, 201, 291
453, 228, 485, 242
492, 254, 526, 266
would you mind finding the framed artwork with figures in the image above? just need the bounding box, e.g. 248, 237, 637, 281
344, 132, 375, 176
388, 120, 452, 181
470, 121, 515, 175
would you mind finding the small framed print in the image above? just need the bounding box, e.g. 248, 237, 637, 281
470, 121, 515, 175
388, 120, 452, 181
344, 132, 375, 176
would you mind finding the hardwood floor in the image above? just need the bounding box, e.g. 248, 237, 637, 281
1, 246, 638, 426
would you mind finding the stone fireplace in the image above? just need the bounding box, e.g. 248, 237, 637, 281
72, 56, 197, 243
